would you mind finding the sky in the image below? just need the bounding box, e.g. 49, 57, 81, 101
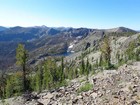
0, 0, 140, 29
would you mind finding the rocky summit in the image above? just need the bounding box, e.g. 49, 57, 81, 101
1, 62, 140, 105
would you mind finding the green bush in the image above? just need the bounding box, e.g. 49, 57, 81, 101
78, 82, 93, 93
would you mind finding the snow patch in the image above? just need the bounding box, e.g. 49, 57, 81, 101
68, 44, 74, 49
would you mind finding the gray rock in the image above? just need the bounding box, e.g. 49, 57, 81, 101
38, 99, 50, 105
90, 92, 98, 99
43, 93, 53, 99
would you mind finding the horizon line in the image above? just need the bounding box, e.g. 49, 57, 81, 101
0, 25, 138, 30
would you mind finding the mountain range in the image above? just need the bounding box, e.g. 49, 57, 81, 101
0, 26, 138, 70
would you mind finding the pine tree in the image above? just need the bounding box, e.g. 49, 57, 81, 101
135, 48, 140, 61
126, 41, 135, 60
16, 44, 28, 92
13, 72, 23, 96
86, 58, 90, 80
60, 57, 64, 82
35, 66, 42, 92
5, 77, 13, 98
100, 36, 112, 68
81, 54, 85, 75
30, 74, 36, 91
42, 60, 53, 90
0, 72, 6, 99
99, 54, 103, 67
75, 68, 78, 78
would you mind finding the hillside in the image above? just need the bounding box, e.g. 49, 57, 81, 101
1, 62, 140, 105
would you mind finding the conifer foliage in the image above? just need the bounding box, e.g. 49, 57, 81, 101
100, 36, 112, 69
16, 44, 28, 92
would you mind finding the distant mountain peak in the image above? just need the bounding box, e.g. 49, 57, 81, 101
106, 27, 136, 33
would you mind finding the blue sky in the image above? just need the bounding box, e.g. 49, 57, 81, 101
0, 0, 140, 29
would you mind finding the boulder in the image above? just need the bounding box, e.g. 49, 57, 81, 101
43, 93, 53, 99
90, 92, 98, 99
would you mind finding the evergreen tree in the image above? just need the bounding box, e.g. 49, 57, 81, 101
86, 58, 90, 80
75, 68, 78, 78
99, 54, 103, 67
13, 72, 23, 96
0, 72, 6, 99
100, 36, 112, 68
60, 57, 64, 82
126, 41, 135, 60
30, 74, 36, 91
42, 60, 53, 90
80, 54, 85, 75
135, 48, 140, 61
5, 77, 13, 98
35, 66, 43, 92
16, 44, 28, 92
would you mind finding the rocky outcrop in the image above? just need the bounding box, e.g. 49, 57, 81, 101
1, 62, 140, 105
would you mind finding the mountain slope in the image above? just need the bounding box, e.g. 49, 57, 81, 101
1, 62, 140, 105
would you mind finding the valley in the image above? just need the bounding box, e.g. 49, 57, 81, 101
0, 26, 137, 71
